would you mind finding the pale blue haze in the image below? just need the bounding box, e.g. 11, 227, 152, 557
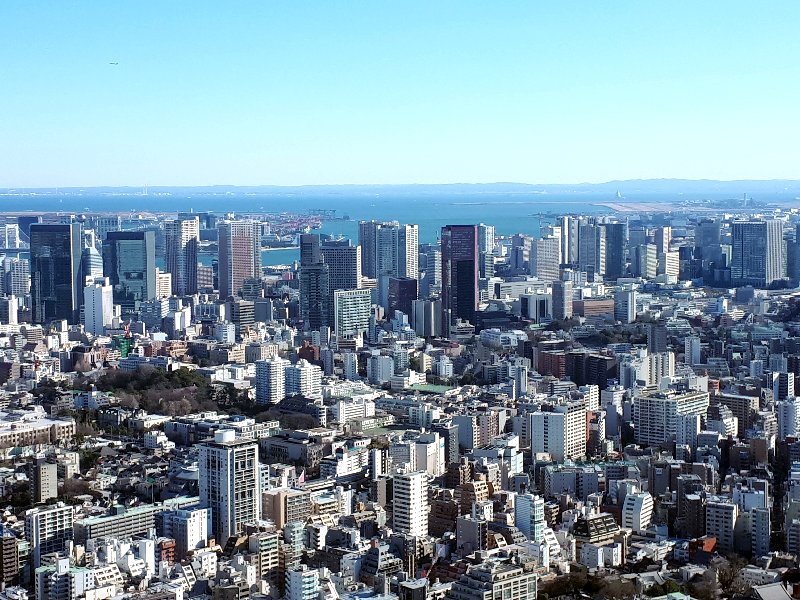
1, 2, 799, 187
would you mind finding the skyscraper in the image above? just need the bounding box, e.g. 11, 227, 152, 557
218, 220, 261, 299
441, 225, 479, 331
30, 223, 82, 324
392, 471, 428, 537
198, 430, 261, 543
103, 231, 157, 313
359, 221, 418, 280
602, 222, 627, 281
256, 357, 289, 404
333, 288, 372, 338
321, 239, 362, 291
165, 216, 199, 295
83, 277, 114, 336
531, 235, 560, 282
298, 234, 331, 330
731, 219, 783, 288
551, 279, 573, 321
577, 219, 606, 279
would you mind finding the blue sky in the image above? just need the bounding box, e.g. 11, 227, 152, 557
1, 2, 798, 187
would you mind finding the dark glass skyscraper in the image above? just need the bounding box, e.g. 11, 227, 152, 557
30, 223, 82, 324
299, 234, 331, 330
103, 231, 157, 314
602, 222, 627, 281
441, 225, 479, 332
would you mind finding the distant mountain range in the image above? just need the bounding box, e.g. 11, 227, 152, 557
2, 179, 800, 197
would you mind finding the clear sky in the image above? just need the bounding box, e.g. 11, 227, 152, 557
1, 2, 799, 187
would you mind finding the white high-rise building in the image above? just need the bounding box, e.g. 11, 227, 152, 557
777, 397, 800, 439
752, 507, 771, 558
685, 336, 701, 366
515, 494, 545, 543
343, 352, 359, 381
706, 498, 738, 553
83, 277, 114, 335
531, 236, 560, 282
285, 359, 322, 399
621, 492, 654, 532
164, 216, 199, 295
614, 288, 637, 323
333, 289, 372, 337
773, 372, 795, 402
217, 220, 261, 299
198, 430, 260, 544
255, 358, 289, 404
392, 470, 428, 537
634, 390, 710, 446
530, 398, 586, 462
285, 565, 319, 600
25, 503, 75, 568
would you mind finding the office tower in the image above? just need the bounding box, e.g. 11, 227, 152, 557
392, 471, 428, 537
91, 216, 122, 243
731, 220, 783, 287
695, 218, 721, 256
621, 492, 654, 532
647, 322, 668, 354
333, 288, 372, 337
654, 226, 671, 255
633, 389, 710, 446
560, 216, 580, 265
635, 244, 658, 279
603, 222, 627, 280
419, 244, 442, 298
530, 399, 587, 462
358, 220, 380, 279
103, 231, 157, 313
577, 220, 606, 279
448, 560, 536, 600
321, 239, 362, 291
706, 499, 737, 553
164, 216, 199, 295
256, 358, 289, 404
388, 276, 418, 318
551, 279, 573, 321
155, 269, 172, 298
30, 224, 82, 324
0, 223, 21, 249
3, 257, 30, 297
198, 430, 260, 543
531, 236, 560, 282
0, 295, 18, 325
284, 359, 322, 399
398, 224, 419, 280
25, 503, 75, 567
83, 277, 114, 335
412, 299, 442, 338
685, 336, 701, 366
441, 225, 479, 330
218, 220, 261, 299
515, 494, 545, 542
614, 288, 637, 323
31, 457, 57, 504
477, 223, 496, 278
359, 221, 418, 279
80, 245, 103, 282
298, 234, 331, 330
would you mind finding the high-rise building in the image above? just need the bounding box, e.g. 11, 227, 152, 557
218, 221, 261, 299
412, 299, 442, 338
198, 430, 260, 543
614, 288, 637, 324
285, 359, 322, 399
103, 231, 157, 313
603, 222, 627, 281
654, 226, 671, 256
514, 494, 545, 542
388, 276, 418, 318
25, 503, 75, 567
531, 236, 560, 282
164, 216, 199, 295
3, 257, 30, 297
530, 399, 587, 462
441, 225, 479, 331
731, 219, 783, 288
392, 471, 428, 537
634, 389, 710, 446
705, 498, 737, 553
30, 224, 82, 324
333, 288, 372, 338
31, 457, 58, 504
321, 239, 362, 292
298, 234, 331, 330
551, 279, 573, 321
359, 221, 418, 280
578, 219, 605, 279
91, 216, 122, 243
83, 277, 114, 335
285, 565, 319, 600
256, 358, 289, 404
560, 216, 580, 266
752, 506, 771, 558
685, 336, 701, 366
621, 492, 654, 532
777, 397, 800, 439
